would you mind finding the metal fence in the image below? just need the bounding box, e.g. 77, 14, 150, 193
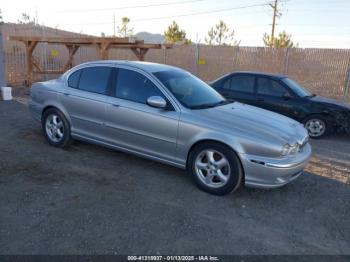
1, 23, 350, 102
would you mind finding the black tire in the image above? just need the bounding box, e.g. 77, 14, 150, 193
42, 108, 72, 148
187, 142, 243, 195
303, 114, 329, 139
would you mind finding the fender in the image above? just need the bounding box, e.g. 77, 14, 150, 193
42, 98, 72, 126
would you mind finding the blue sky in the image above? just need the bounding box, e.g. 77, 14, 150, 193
2, 0, 350, 48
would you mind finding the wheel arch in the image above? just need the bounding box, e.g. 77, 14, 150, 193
41, 103, 72, 125
301, 111, 332, 123
186, 138, 245, 181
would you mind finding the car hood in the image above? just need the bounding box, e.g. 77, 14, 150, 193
193, 102, 307, 145
309, 95, 350, 110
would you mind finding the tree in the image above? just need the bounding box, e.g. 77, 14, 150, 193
0, 9, 4, 24
205, 20, 239, 46
164, 21, 191, 44
101, 32, 106, 37
117, 17, 133, 37
17, 13, 36, 24
263, 30, 296, 48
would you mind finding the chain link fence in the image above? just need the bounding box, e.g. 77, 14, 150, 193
2, 23, 350, 102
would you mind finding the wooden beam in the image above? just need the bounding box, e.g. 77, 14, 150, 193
110, 43, 171, 49
131, 48, 140, 60
10, 36, 172, 49
33, 70, 65, 74
10, 35, 173, 86
32, 57, 42, 72
10, 36, 137, 45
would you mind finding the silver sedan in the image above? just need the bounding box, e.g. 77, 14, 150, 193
29, 61, 311, 195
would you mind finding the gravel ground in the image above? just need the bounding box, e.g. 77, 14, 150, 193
0, 99, 349, 255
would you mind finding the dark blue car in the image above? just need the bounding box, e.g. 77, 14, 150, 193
210, 71, 350, 138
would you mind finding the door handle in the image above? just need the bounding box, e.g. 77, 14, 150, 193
63, 93, 69, 96
110, 103, 120, 108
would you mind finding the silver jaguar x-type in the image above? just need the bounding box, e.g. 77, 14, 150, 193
29, 61, 311, 195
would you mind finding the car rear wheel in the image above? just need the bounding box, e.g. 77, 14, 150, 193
42, 108, 72, 148
188, 142, 243, 195
303, 115, 328, 139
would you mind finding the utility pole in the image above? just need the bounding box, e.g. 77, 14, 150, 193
35, 7, 39, 25
270, 0, 278, 46
113, 14, 116, 37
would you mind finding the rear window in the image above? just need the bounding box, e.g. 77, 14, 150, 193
68, 70, 81, 88
78, 67, 112, 95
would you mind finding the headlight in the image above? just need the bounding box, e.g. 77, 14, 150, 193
281, 143, 300, 156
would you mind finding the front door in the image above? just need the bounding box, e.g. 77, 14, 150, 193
104, 67, 180, 163
255, 76, 301, 119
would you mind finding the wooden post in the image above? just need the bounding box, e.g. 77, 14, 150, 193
343, 52, 350, 102
25, 40, 38, 86
140, 48, 148, 61
283, 48, 290, 75
64, 44, 79, 70
131, 48, 149, 61
96, 42, 111, 60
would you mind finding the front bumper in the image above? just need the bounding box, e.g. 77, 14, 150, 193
240, 143, 312, 189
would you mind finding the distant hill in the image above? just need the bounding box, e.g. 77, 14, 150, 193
135, 32, 165, 44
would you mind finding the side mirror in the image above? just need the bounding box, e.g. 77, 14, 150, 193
147, 96, 167, 109
282, 93, 293, 100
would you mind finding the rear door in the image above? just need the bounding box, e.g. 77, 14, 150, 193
104, 67, 180, 163
62, 65, 113, 140
215, 74, 256, 105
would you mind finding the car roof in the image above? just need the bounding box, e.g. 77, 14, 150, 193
77, 60, 182, 73
211, 71, 287, 83
235, 71, 286, 78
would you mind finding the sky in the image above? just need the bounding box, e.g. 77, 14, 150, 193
1, 0, 350, 48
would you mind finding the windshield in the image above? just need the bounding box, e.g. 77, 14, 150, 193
282, 78, 311, 97
153, 70, 227, 109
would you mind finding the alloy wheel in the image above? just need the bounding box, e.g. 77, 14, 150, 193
305, 118, 326, 138
45, 114, 64, 143
194, 149, 231, 188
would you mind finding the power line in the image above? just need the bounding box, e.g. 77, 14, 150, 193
58, 0, 204, 13
60, 2, 270, 26
134, 2, 270, 21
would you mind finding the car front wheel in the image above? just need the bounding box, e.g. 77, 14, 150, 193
188, 142, 243, 195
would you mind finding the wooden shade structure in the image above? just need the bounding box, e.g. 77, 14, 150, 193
9, 36, 172, 86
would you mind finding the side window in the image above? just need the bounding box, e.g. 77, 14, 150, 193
78, 67, 112, 95
223, 78, 231, 89
257, 77, 289, 97
68, 70, 81, 88
230, 75, 255, 93
115, 68, 165, 104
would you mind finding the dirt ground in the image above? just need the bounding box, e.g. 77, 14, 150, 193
0, 98, 349, 255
